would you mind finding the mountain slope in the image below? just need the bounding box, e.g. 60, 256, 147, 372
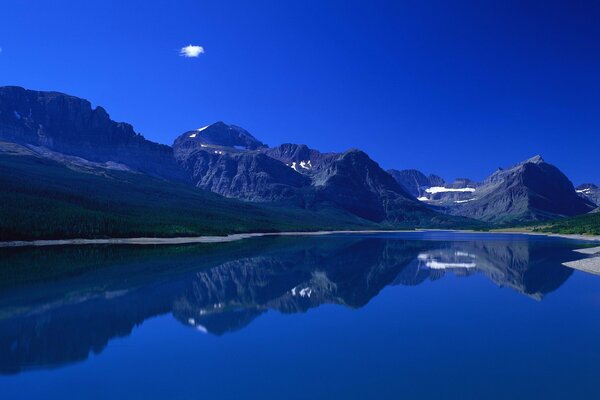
0, 143, 379, 240
313, 150, 431, 223
0, 86, 186, 181
450, 156, 595, 223
390, 156, 595, 224
173, 123, 477, 227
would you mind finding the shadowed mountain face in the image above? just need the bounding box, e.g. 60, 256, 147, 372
0, 233, 580, 374
0, 86, 186, 181
390, 156, 595, 223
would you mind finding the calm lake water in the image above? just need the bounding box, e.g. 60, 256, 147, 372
1, 232, 599, 399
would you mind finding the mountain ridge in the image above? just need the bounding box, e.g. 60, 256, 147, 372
390, 156, 595, 223
0, 86, 594, 236
0, 86, 186, 181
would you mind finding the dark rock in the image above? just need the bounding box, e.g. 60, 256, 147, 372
0, 86, 186, 181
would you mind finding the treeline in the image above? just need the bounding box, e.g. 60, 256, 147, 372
0, 154, 376, 241
535, 213, 600, 236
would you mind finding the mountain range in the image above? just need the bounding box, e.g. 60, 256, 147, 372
0, 86, 597, 239
390, 156, 596, 223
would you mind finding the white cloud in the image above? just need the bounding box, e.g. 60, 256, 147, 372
180, 44, 204, 58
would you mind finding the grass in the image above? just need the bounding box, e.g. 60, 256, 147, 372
532, 212, 600, 235
0, 154, 379, 240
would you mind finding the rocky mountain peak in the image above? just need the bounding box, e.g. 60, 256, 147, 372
174, 121, 267, 150
523, 155, 544, 165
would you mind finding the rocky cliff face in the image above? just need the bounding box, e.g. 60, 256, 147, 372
175, 147, 309, 203
0, 86, 186, 181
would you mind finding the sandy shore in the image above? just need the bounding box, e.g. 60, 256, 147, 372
3, 228, 600, 276
562, 246, 600, 275
1, 228, 599, 248
0, 230, 414, 248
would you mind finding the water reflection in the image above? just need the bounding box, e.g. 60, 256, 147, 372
0, 234, 582, 374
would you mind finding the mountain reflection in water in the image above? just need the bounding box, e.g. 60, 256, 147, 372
0, 233, 582, 374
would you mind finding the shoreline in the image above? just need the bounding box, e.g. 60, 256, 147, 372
1, 229, 599, 248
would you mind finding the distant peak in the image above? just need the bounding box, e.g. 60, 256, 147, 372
175, 121, 267, 150
524, 155, 544, 164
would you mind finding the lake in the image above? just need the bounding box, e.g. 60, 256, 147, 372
1, 231, 599, 399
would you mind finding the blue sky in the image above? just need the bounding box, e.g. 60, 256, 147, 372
1, 0, 598, 184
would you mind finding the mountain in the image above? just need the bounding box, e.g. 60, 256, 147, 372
311, 149, 430, 223
391, 156, 595, 223
0, 87, 390, 240
0, 86, 186, 181
576, 183, 600, 206
173, 123, 475, 227
0, 143, 377, 240
174, 121, 267, 150
387, 169, 445, 198
174, 144, 309, 204
2, 86, 590, 232
450, 156, 595, 223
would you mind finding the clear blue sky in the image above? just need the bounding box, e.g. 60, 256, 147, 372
1, 0, 598, 184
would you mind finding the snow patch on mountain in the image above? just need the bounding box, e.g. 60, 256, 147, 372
289, 160, 312, 172
291, 286, 313, 298
300, 160, 312, 169
425, 187, 476, 194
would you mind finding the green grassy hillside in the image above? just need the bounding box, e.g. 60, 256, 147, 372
534, 212, 600, 235
0, 154, 378, 240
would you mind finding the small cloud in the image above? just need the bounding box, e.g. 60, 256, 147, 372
180, 44, 204, 58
